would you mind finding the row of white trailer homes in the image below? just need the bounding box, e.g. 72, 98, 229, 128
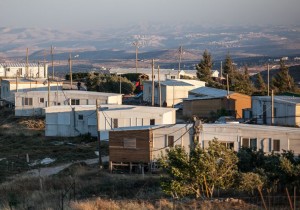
41, 104, 300, 157
0, 64, 299, 162
5, 85, 299, 159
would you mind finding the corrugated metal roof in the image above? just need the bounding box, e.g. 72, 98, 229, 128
111, 123, 190, 131
145, 80, 194, 87
189, 86, 232, 97
1, 78, 52, 83
109, 68, 180, 75
0, 63, 45, 68
253, 96, 300, 105
184, 96, 225, 101
109, 123, 300, 133
203, 123, 300, 133
15, 90, 122, 97
160, 80, 194, 86
44, 104, 176, 114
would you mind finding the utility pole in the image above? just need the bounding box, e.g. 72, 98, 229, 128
16, 70, 19, 92
56, 78, 59, 105
226, 74, 229, 96
172, 85, 175, 108
178, 46, 183, 78
96, 100, 102, 167
271, 90, 274, 125
26, 48, 32, 91
267, 63, 270, 96
51, 45, 54, 80
47, 74, 50, 107
158, 65, 161, 107
26, 48, 29, 77
119, 74, 122, 94
151, 59, 155, 106
133, 41, 140, 73
44, 49, 47, 78
38, 61, 40, 78
69, 53, 73, 90
220, 61, 223, 79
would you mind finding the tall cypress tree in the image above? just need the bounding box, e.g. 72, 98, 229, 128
223, 53, 237, 90
272, 59, 296, 93
196, 50, 213, 83
255, 72, 267, 95
234, 66, 253, 95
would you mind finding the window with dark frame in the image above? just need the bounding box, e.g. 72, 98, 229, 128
250, 138, 257, 150
273, 139, 280, 152
221, 142, 234, 150
150, 119, 155, 125
78, 115, 83, 120
24, 97, 33, 106
242, 138, 249, 148
168, 136, 174, 147
39, 98, 44, 103
71, 99, 80, 105
113, 119, 118, 128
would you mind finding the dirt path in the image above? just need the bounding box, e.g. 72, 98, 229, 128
13, 156, 108, 179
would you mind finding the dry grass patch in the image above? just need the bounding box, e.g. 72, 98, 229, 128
70, 198, 258, 210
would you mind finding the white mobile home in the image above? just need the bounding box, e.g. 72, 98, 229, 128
0, 79, 63, 103
252, 96, 300, 127
44, 105, 176, 139
0, 63, 48, 78
15, 90, 122, 116
109, 68, 184, 81
143, 79, 205, 107
108, 123, 300, 168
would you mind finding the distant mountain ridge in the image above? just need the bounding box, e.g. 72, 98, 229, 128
0, 24, 300, 61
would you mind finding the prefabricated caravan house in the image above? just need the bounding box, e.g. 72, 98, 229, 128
15, 90, 122, 116
44, 105, 176, 139
108, 123, 300, 172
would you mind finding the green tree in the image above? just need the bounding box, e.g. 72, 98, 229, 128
223, 53, 241, 91
86, 73, 136, 94
279, 151, 300, 187
196, 50, 213, 83
234, 66, 253, 95
160, 139, 238, 198
255, 72, 267, 95
159, 146, 191, 198
238, 172, 265, 195
272, 59, 296, 93
223, 53, 237, 88
85, 72, 98, 90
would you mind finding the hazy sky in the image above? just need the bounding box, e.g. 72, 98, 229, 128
1, 0, 300, 30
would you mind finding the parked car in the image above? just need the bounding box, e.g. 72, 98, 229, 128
174, 103, 183, 110
215, 116, 240, 124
